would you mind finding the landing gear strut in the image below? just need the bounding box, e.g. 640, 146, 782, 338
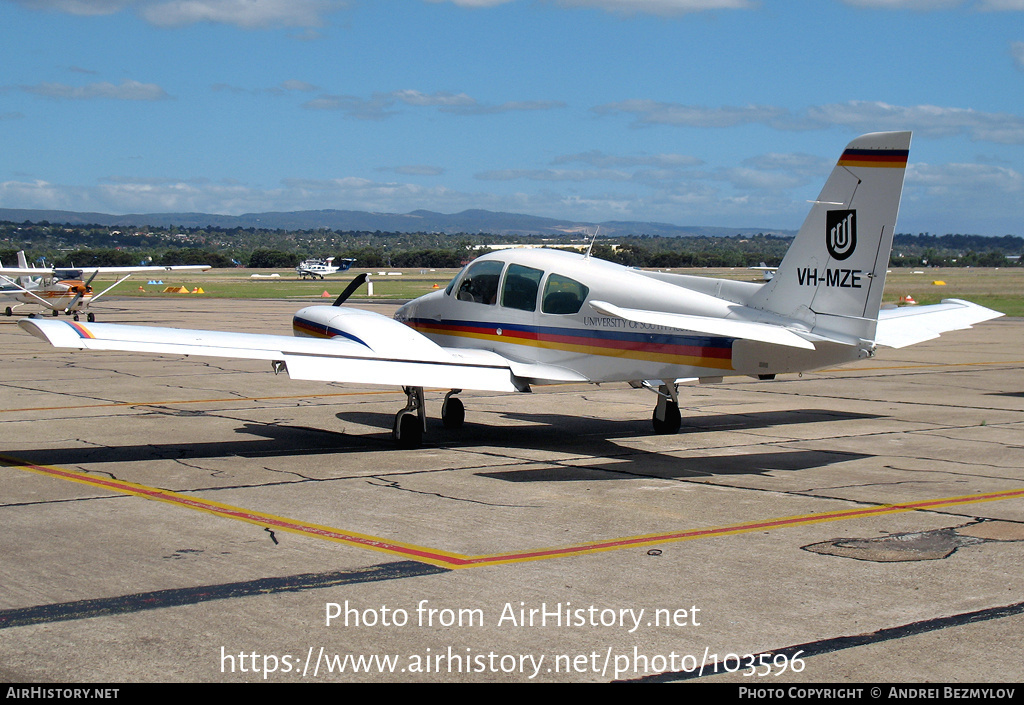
651, 382, 681, 434
392, 388, 466, 447
393, 386, 426, 448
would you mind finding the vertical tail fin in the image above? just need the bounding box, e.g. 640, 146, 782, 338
751, 131, 911, 342
16, 250, 35, 288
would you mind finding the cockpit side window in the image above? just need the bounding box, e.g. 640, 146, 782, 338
542, 273, 590, 315
456, 260, 504, 305
444, 266, 466, 296
500, 264, 542, 312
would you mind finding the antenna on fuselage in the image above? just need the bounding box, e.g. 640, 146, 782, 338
584, 226, 600, 259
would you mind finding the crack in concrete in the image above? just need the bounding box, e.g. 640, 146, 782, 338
365, 475, 537, 508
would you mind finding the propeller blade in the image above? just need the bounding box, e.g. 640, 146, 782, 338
332, 273, 368, 307
64, 268, 101, 313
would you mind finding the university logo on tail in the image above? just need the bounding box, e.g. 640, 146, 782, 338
826, 209, 856, 261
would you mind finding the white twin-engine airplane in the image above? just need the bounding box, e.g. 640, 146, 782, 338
19, 132, 1002, 446
1, 255, 211, 322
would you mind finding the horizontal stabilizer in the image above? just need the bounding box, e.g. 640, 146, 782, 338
874, 299, 1003, 348
589, 301, 815, 350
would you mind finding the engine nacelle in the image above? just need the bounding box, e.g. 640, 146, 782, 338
292, 305, 449, 361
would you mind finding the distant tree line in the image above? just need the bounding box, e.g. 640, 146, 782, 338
2, 220, 1021, 270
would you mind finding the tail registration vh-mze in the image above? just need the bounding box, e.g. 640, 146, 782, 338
19, 132, 1002, 447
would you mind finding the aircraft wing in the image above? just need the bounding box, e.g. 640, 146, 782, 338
874, 299, 1004, 348
76, 265, 212, 275
0, 265, 211, 276
588, 301, 816, 350
18, 316, 525, 393
0, 267, 48, 277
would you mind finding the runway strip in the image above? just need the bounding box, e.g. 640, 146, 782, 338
5, 454, 1024, 570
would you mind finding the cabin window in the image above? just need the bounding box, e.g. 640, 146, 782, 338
500, 264, 542, 312
542, 274, 589, 315
456, 260, 504, 305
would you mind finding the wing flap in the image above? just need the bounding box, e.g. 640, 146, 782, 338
874, 299, 1003, 348
588, 300, 815, 350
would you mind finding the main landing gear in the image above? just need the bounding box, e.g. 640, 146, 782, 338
651, 382, 681, 435
5, 306, 95, 322
393, 388, 466, 448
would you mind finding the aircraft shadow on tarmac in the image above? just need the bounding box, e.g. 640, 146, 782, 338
5, 408, 877, 481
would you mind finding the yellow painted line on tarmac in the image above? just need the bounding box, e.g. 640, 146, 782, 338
3, 453, 1023, 570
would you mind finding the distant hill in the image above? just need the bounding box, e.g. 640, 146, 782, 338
0, 207, 791, 239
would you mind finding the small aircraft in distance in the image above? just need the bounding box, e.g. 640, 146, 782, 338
0, 251, 43, 293
749, 262, 778, 281
295, 257, 356, 279
19, 132, 1002, 446
2, 255, 211, 321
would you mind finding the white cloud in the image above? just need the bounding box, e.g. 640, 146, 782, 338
12, 0, 345, 28
593, 101, 790, 128
553, 150, 702, 168
10, 0, 136, 16
212, 80, 320, 95
1012, 41, 1024, 70
20, 79, 170, 101
840, 0, 962, 8
805, 101, 1024, 143
379, 165, 447, 176
977, 0, 1024, 8
304, 89, 563, 119
900, 161, 1024, 232
425, 0, 516, 7
447, 100, 566, 115
595, 99, 1024, 144
742, 152, 829, 175
278, 80, 319, 93
475, 168, 633, 181
841, 0, 1024, 8
141, 0, 343, 28
556, 0, 753, 14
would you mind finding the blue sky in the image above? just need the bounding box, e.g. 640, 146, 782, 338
1, 0, 1022, 235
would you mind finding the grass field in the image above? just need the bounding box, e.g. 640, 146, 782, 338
94, 265, 1024, 316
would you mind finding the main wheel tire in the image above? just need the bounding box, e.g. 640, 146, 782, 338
394, 412, 424, 449
441, 396, 465, 429
652, 402, 681, 434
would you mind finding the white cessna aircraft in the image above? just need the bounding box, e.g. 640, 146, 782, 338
19, 132, 1002, 446
295, 256, 356, 279
1, 256, 211, 321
